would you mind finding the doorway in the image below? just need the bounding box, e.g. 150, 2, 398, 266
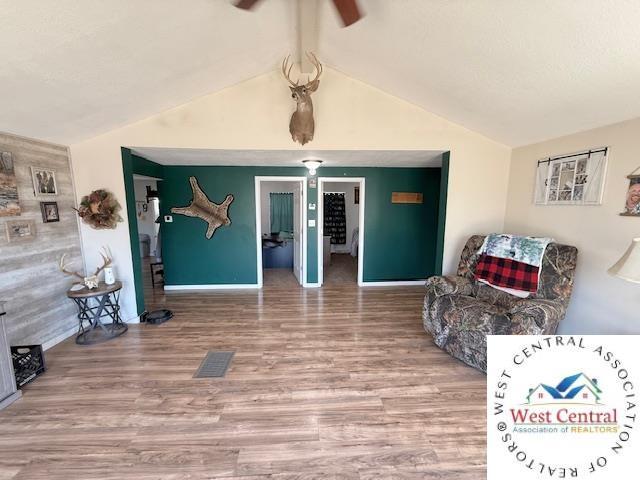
132, 175, 163, 304
317, 177, 365, 286
255, 176, 307, 288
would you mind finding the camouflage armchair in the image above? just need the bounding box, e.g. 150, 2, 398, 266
423, 235, 578, 372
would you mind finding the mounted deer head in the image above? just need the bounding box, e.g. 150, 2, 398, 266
282, 52, 323, 145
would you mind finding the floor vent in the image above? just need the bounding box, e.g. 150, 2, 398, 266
193, 351, 234, 378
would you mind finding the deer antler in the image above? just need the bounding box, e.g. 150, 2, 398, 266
93, 247, 112, 277
59, 254, 85, 282
281, 55, 299, 87
282, 53, 323, 88
305, 52, 323, 85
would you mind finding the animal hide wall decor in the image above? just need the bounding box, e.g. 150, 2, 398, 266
171, 176, 234, 239
76, 189, 123, 229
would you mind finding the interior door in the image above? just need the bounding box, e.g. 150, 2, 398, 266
292, 182, 302, 285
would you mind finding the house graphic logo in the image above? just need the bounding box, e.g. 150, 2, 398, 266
527, 372, 602, 405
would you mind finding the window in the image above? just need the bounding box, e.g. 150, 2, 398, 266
534, 148, 608, 205
539, 393, 544, 399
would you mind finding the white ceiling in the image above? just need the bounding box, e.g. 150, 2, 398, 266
2, 1, 640, 146
0, 0, 295, 144
130, 147, 444, 167
319, 0, 640, 146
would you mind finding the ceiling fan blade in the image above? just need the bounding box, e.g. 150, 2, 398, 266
234, 0, 263, 10
331, 0, 362, 27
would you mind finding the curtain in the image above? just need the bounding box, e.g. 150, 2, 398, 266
270, 193, 293, 234
323, 193, 346, 244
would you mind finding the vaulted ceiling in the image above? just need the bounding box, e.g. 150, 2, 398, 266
2, 1, 640, 146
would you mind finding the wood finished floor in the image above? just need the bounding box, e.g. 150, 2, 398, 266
323, 254, 358, 285
0, 281, 487, 479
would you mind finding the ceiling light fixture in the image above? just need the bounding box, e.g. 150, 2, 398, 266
302, 159, 323, 176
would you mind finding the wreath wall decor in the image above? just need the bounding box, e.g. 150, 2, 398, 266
76, 189, 123, 229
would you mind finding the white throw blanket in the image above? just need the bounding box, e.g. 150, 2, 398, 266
481, 233, 553, 267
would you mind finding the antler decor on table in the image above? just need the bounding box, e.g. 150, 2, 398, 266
59, 254, 85, 286
59, 247, 113, 290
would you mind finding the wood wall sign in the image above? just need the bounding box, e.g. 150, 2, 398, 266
391, 192, 423, 204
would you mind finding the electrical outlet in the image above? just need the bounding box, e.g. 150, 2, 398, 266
308, 219, 316, 227
309, 203, 316, 210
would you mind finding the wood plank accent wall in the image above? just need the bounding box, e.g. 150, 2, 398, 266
0, 132, 82, 347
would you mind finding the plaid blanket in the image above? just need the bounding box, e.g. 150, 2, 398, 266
474, 254, 540, 294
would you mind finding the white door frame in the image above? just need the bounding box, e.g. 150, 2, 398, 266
255, 176, 308, 288
317, 177, 365, 287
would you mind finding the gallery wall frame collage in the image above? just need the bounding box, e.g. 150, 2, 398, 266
0, 151, 61, 244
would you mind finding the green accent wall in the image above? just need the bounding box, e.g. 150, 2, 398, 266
322, 167, 441, 282
158, 165, 443, 286
122, 151, 448, 298
121, 148, 165, 315
434, 152, 450, 275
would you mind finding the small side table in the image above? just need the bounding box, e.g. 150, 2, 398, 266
67, 282, 128, 345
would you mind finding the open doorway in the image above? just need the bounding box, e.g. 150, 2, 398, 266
133, 175, 163, 304
318, 177, 365, 286
255, 176, 307, 288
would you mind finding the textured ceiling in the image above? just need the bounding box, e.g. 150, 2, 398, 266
2, 1, 640, 146
130, 147, 444, 167
318, 0, 640, 146
0, 0, 295, 144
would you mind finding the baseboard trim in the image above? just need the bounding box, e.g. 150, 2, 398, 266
0, 390, 21, 410
303, 283, 321, 288
164, 284, 260, 291
42, 324, 78, 351
359, 280, 427, 287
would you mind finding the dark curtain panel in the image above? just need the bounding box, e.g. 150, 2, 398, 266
323, 193, 346, 244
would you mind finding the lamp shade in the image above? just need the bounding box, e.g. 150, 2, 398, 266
608, 237, 640, 284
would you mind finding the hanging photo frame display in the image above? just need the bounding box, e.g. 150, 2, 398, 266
534, 147, 608, 206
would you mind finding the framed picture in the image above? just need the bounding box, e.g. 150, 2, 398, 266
534, 148, 608, 206
40, 201, 60, 223
0, 151, 21, 217
30, 166, 58, 196
6, 219, 36, 242
620, 175, 640, 217
354, 186, 360, 205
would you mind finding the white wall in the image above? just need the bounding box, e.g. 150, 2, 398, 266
133, 179, 158, 256
505, 117, 640, 334
260, 181, 297, 234
323, 181, 359, 254
69, 67, 512, 321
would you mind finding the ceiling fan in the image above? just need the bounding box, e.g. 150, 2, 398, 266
234, 0, 363, 27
